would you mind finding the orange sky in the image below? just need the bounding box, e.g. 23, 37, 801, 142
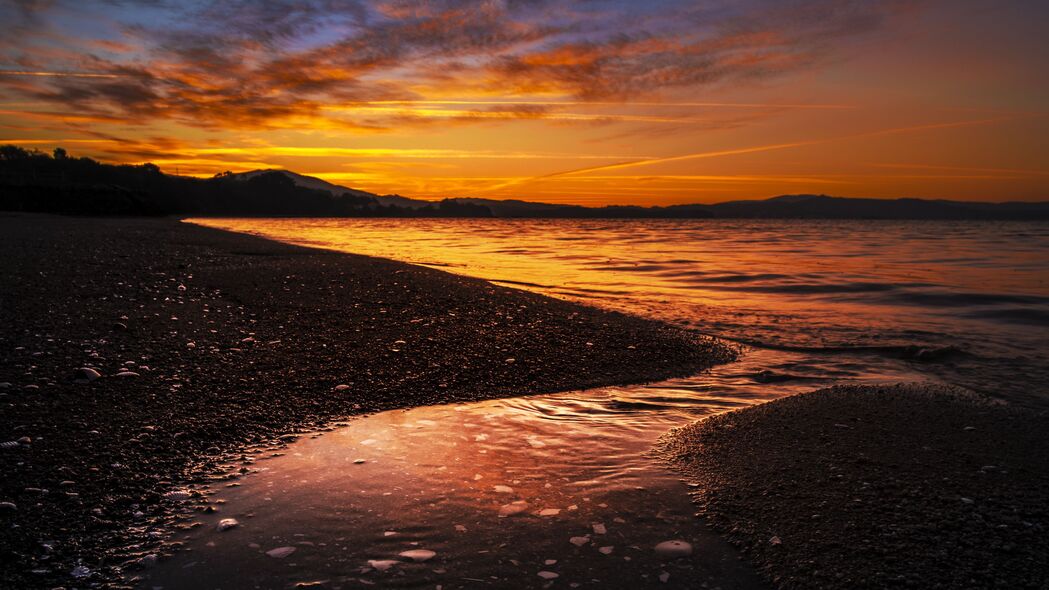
1, 1, 1046, 204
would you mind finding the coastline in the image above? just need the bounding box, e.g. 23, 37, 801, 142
0, 215, 733, 588
658, 384, 1049, 589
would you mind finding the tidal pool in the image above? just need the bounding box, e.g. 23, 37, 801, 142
137, 349, 927, 589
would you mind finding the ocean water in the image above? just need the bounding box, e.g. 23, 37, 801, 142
190, 218, 1049, 405
138, 218, 1049, 588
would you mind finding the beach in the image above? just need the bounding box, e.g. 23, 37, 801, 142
2, 215, 1046, 589
658, 384, 1049, 589
0, 215, 729, 588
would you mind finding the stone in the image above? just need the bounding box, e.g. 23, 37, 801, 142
217, 518, 239, 531
398, 549, 436, 562
654, 540, 693, 558
73, 368, 101, 384
266, 546, 296, 558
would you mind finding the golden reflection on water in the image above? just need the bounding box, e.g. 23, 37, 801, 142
187, 217, 1049, 353
140, 350, 896, 590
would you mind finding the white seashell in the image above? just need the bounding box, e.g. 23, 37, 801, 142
0, 441, 19, 450
163, 490, 191, 501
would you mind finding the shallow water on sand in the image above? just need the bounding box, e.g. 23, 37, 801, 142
189, 218, 1049, 403
138, 350, 927, 589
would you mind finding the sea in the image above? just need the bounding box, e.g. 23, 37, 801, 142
191, 217, 1049, 404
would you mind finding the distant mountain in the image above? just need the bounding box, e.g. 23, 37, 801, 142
699, 194, 1049, 220
250, 169, 1049, 220
1, 145, 1046, 219
229, 170, 429, 210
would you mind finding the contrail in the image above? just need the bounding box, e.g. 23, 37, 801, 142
0, 70, 121, 79
472, 116, 1015, 195
361, 100, 855, 110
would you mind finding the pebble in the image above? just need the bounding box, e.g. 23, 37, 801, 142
139, 554, 158, 568
266, 546, 296, 558
72, 367, 101, 383
0, 441, 19, 450
398, 549, 436, 562
0, 502, 17, 511
217, 518, 239, 531
17, 436, 31, 445
498, 501, 530, 517
368, 559, 398, 571
70, 565, 91, 578
538, 571, 559, 580
654, 540, 693, 558
113, 371, 140, 378
163, 490, 192, 501
569, 536, 589, 547
334, 384, 350, 391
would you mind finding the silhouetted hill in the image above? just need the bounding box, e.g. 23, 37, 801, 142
0, 146, 490, 217
1, 145, 1046, 219
699, 194, 1049, 220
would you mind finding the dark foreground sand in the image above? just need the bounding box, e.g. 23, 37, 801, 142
658, 384, 1049, 589
0, 215, 733, 589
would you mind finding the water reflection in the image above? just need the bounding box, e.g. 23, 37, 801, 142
187, 218, 1049, 403
139, 350, 928, 589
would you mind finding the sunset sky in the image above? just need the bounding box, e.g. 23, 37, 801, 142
1, 0, 1046, 205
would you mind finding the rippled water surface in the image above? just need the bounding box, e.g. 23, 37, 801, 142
138, 349, 924, 590
190, 218, 1049, 402
148, 218, 1048, 588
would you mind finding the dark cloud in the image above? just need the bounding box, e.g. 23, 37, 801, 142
0, 0, 922, 129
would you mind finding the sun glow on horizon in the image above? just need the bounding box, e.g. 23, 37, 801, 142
0, 1, 1046, 204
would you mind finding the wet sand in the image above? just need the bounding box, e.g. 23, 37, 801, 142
658, 384, 1049, 589
0, 215, 731, 589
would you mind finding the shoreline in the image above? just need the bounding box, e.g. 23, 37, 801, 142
658, 384, 1049, 589
0, 215, 733, 588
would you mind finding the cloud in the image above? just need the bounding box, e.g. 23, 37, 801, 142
0, 0, 919, 130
